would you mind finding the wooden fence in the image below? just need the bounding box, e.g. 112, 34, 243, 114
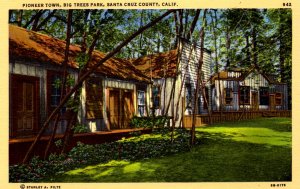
183, 110, 291, 128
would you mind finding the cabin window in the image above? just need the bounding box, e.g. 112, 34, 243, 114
185, 83, 192, 108
224, 88, 233, 105
51, 75, 62, 107
85, 78, 103, 119
152, 85, 160, 109
275, 92, 282, 105
239, 86, 250, 105
47, 71, 64, 113
259, 87, 269, 105
137, 90, 146, 116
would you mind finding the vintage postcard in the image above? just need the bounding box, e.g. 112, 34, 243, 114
0, 0, 299, 189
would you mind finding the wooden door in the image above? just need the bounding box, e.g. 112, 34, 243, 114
269, 94, 275, 110
121, 91, 134, 128
108, 90, 120, 129
108, 89, 134, 130
251, 92, 258, 110
11, 74, 39, 137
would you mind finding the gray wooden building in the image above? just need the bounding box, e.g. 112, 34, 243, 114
9, 24, 150, 138
131, 39, 213, 127
211, 68, 289, 111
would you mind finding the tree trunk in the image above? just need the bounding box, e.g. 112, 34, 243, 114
24, 10, 45, 30
178, 10, 184, 38
190, 9, 207, 146
279, 11, 285, 83
31, 10, 46, 31
43, 10, 73, 159
17, 10, 23, 27
225, 23, 231, 69
173, 11, 179, 48
139, 10, 144, 57
183, 10, 190, 38
22, 9, 176, 163
211, 9, 223, 116
186, 9, 201, 41
36, 10, 58, 31
43, 114, 60, 159
174, 43, 194, 122
61, 112, 77, 154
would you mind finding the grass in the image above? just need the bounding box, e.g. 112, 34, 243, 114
45, 117, 291, 182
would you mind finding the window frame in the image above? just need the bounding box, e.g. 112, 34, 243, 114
275, 92, 283, 106
47, 70, 64, 114
259, 87, 269, 106
239, 86, 250, 105
224, 87, 233, 106
152, 85, 161, 109
137, 90, 146, 116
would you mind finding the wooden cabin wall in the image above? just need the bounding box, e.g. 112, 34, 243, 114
212, 71, 289, 111
213, 79, 240, 111
151, 78, 184, 127
243, 72, 271, 110
274, 84, 288, 110
81, 77, 139, 132
179, 40, 212, 116
9, 60, 78, 137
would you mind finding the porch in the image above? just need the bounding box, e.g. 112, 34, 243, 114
183, 110, 291, 128
9, 128, 151, 165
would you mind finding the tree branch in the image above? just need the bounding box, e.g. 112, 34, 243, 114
22, 9, 176, 163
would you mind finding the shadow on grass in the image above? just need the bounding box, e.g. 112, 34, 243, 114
49, 129, 291, 182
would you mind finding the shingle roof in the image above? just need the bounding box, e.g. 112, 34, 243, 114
130, 49, 178, 79
211, 68, 284, 84
9, 24, 150, 83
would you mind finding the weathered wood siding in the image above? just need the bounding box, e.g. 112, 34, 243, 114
179, 39, 212, 115
212, 80, 240, 111
80, 77, 141, 132
149, 40, 213, 127
9, 60, 78, 136
212, 71, 289, 111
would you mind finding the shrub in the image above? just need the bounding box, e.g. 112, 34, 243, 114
73, 124, 89, 133
129, 116, 170, 129
9, 128, 199, 182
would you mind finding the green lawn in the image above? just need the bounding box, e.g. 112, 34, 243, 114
46, 117, 291, 182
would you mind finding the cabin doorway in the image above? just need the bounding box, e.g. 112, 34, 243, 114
251, 92, 259, 110
269, 94, 275, 110
108, 89, 134, 129
10, 74, 39, 137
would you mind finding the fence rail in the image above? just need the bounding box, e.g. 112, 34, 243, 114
183, 110, 291, 128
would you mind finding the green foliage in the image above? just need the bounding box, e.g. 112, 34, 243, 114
54, 139, 63, 148
129, 116, 169, 129
68, 128, 192, 164
73, 124, 89, 133
75, 52, 89, 69
66, 96, 80, 112
66, 75, 75, 87
9, 128, 193, 182
53, 78, 62, 89
48, 118, 291, 182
